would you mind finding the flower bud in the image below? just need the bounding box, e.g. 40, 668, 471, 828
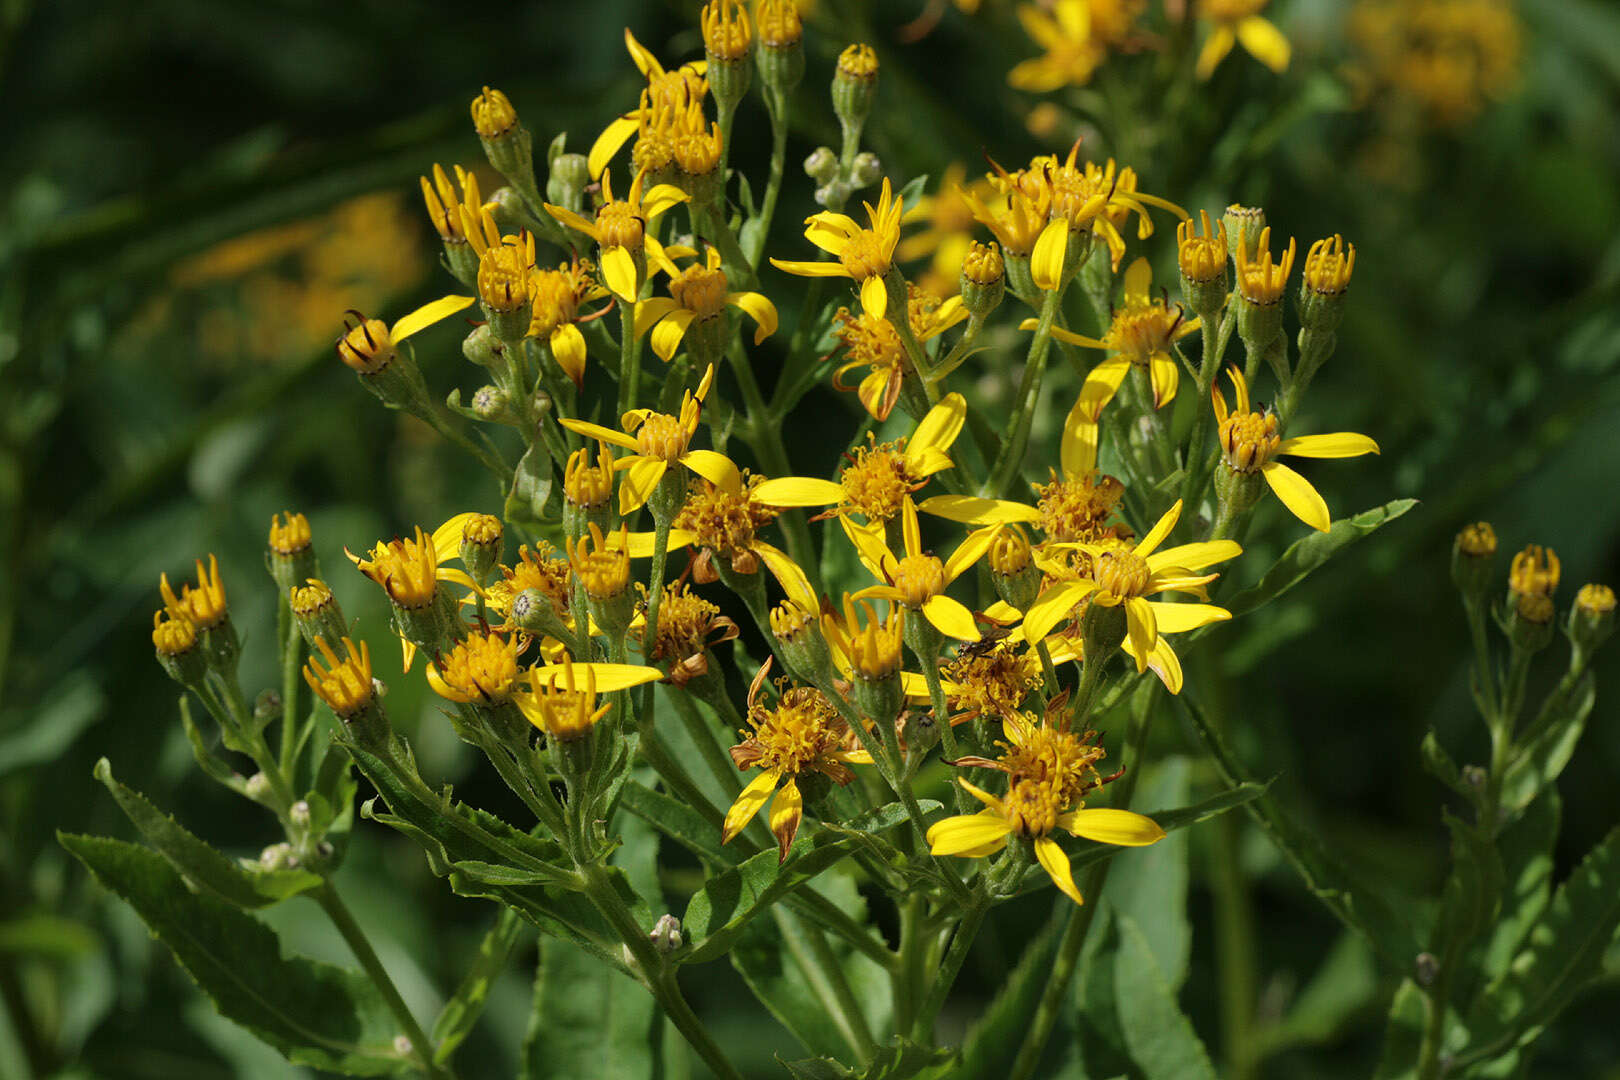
259, 841, 297, 869
1177, 209, 1229, 317
152, 611, 207, 687
471, 87, 538, 195
456, 514, 504, 585
304, 637, 392, 749
546, 152, 592, 214
569, 524, 635, 643
988, 528, 1041, 613
770, 600, 834, 683
471, 385, 516, 423
850, 152, 883, 189
1223, 204, 1266, 263
510, 587, 574, 645
337, 311, 431, 413
755, 0, 805, 99
1450, 522, 1497, 602
563, 444, 617, 540
649, 913, 684, 954
960, 240, 1005, 318
804, 146, 839, 185
1507, 592, 1556, 653
289, 800, 312, 828
832, 44, 878, 133
1508, 544, 1559, 602
290, 579, 349, 652
267, 512, 317, 594
1213, 462, 1267, 528
844, 599, 904, 727
253, 690, 282, 732
1298, 235, 1355, 333
1569, 584, 1615, 655
703, 0, 753, 114
1235, 227, 1295, 351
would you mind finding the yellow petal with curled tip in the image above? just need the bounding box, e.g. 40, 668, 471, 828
908, 393, 966, 462
924, 594, 981, 641
860, 274, 888, 320
391, 295, 475, 342
430, 513, 478, 563
587, 114, 640, 179
559, 418, 640, 451
424, 661, 473, 703
680, 449, 742, 494
1237, 15, 1291, 73
927, 811, 1014, 856
529, 662, 663, 693
1061, 394, 1101, 479
551, 324, 588, 389
1031, 219, 1069, 292
1277, 432, 1381, 459
619, 458, 668, 515
723, 769, 779, 844
633, 297, 680, 340
641, 184, 689, 222
1125, 596, 1157, 670
729, 291, 779, 343
1263, 460, 1331, 532
1123, 256, 1152, 307
1021, 580, 1097, 644
622, 27, 663, 77
1077, 357, 1131, 422
918, 495, 1042, 525
754, 476, 844, 507
1057, 807, 1166, 846
1134, 500, 1183, 558
805, 212, 860, 251
755, 541, 817, 611
602, 246, 640, 303
768, 778, 803, 862
1036, 836, 1085, 905
1149, 351, 1179, 409
1145, 539, 1240, 574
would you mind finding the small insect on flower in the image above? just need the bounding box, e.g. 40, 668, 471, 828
725, 661, 872, 861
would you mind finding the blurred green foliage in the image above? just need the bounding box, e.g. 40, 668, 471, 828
3, 0, 1619, 1077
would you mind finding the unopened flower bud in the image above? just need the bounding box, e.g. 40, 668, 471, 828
989, 528, 1041, 612
703, 0, 753, 113
290, 579, 349, 651
832, 44, 879, 133
458, 514, 504, 585
1298, 235, 1355, 333
960, 240, 1005, 318
471, 385, 515, 423
267, 512, 317, 594
850, 152, 883, 189
337, 311, 431, 413
546, 152, 591, 214
650, 914, 684, 954
471, 87, 538, 195
1450, 522, 1497, 601
1569, 584, 1615, 655
755, 0, 805, 99
1177, 210, 1229, 316
152, 611, 207, 686
253, 690, 281, 730
245, 773, 274, 804
1223, 204, 1266, 263
770, 600, 834, 682
804, 147, 838, 184
289, 800, 312, 827
259, 841, 297, 870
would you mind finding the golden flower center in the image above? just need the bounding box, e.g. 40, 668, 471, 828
1035, 471, 1125, 543
596, 203, 644, 252
1509, 545, 1560, 598
840, 444, 916, 524
632, 134, 674, 175
367, 535, 438, 610
564, 448, 615, 509
770, 600, 817, 643
304, 639, 374, 718
471, 87, 517, 138
962, 240, 1004, 285
839, 230, 890, 281
836, 309, 903, 367
1107, 304, 1182, 364
652, 584, 721, 662
269, 512, 312, 555
1004, 779, 1063, 838
438, 633, 520, 703
574, 549, 629, 600
291, 581, 333, 616
847, 606, 904, 680
892, 554, 946, 609
499, 545, 572, 616
528, 268, 583, 337
702, 0, 752, 60
531, 685, 607, 742
989, 530, 1032, 576
756, 0, 802, 47
837, 43, 878, 80
944, 646, 1041, 719
674, 128, 722, 176
1178, 233, 1226, 284
152, 612, 197, 656
1000, 724, 1106, 804
337, 318, 396, 374
1045, 167, 1109, 227
752, 690, 838, 774
478, 245, 532, 313
636, 412, 691, 462
671, 265, 731, 319
463, 514, 503, 547
1220, 412, 1281, 472
1096, 549, 1151, 599
673, 478, 778, 558
1304, 236, 1355, 295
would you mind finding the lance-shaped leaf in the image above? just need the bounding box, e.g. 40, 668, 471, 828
60, 834, 403, 1076
432, 906, 525, 1065
1222, 498, 1417, 619
1114, 914, 1218, 1080
522, 938, 654, 1080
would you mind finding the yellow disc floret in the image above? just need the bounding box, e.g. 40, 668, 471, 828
1509, 545, 1560, 599
1219, 409, 1282, 472
1177, 210, 1228, 284
1303, 235, 1356, 296
152, 611, 197, 656
568, 523, 631, 600
160, 554, 228, 630
353, 528, 439, 610
268, 512, 312, 556
304, 637, 375, 718
429, 630, 522, 705
470, 86, 518, 138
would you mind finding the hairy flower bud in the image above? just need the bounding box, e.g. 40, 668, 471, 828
832, 44, 879, 133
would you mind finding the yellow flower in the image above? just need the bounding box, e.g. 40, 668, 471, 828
1509, 545, 1560, 600
1023, 499, 1240, 692
928, 771, 1163, 904
832, 284, 966, 422
1178, 209, 1229, 284
587, 29, 710, 179
1009, 0, 1106, 91
633, 247, 778, 362
1212, 366, 1380, 532
1195, 0, 1290, 80
752, 393, 967, 525
1303, 235, 1356, 296
268, 512, 312, 557
335, 296, 476, 374
512, 658, 663, 741
544, 167, 689, 302
470, 87, 518, 139
460, 208, 536, 315
724, 663, 871, 861
160, 554, 229, 630
1029, 257, 1199, 419
636, 582, 740, 686
770, 177, 904, 317
425, 629, 525, 705
528, 255, 612, 389
961, 185, 1050, 259
1235, 225, 1296, 305
558, 364, 736, 515
304, 637, 375, 719
664, 469, 818, 609
845, 498, 994, 641
822, 595, 907, 682
702, 0, 752, 61
898, 163, 992, 289
420, 163, 484, 245
152, 610, 198, 657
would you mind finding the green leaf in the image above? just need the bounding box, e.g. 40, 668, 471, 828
1500, 674, 1595, 816
1430, 810, 1502, 966
182, 696, 245, 790
1257, 932, 1379, 1055
956, 907, 1063, 1078
897, 174, 931, 211
732, 915, 861, 1059
782, 1057, 854, 1080
1371, 978, 1426, 1080
1223, 499, 1418, 619
1103, 757, 1193, 989
684, 803, 925, 965
92, 758, 321, 908
781, 1038, 957, 1080
1112, 914, 1217, 1080
1480, 789, 1560, 982
431, 906, 525, 1065
619, 780, 741, 867
505, 443, 554, 527
521, 938, 654, 1080
59, 833, 403, 1076
1179, 695, 1422, 972
1464, 823, 1620, 1061
1419, 730, 1475, 804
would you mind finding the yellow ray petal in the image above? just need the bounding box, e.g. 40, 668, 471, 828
1077, 358, 1131, 422
1145, 539, 1241, 574
1061, 394, 1101, 479
908, 393, 967, 463
602, 246, 640, 302
633, 296, 680, 340
924, 594, 981, 641
943, 526, 996, 584
755, 541, 818, 611
723, 768, 779, 843
728, 291, 779, 343
1028, 321, 1108, 350
860, 274, 888, 320
529, 662, 664, 693
1035, 836, 1085, 905
550, 323, 588, 389
768, 778, 803, 861
392, 295, 476, 342
1031, 219, 1069, 293
927, 813, 1014, 856
624, 528, 697, 558
1125, 596, 1157, 670
1195, 25, 1236, 80
838, 514, 893, 578
641, 185, 690, 222
1143, 601, 1231, 634
680, 449, 742, 493
1276, 432, 1381, 459
429, 512, 479, 563
587, 114, 640, 179
1263, 460, 1331, 532
1022, 580, 1097, 644
917, 495, 1041, 525
1134, 500, 1184, 559
753, 476, 844, 507
1123, 256, 1152, 307
558, 418, 640, 451
769, 258, 852, 278
1058, 807, 1166, 846
1149, 351, 1179, 409
1236, 15, 1291, 73
619, 458, 669, 515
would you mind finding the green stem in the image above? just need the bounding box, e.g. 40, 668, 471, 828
619, 304, 644, 417
774, 909, 878, 1063
745, 89, 792, 272
314, 885, 448, 1079
986, 286, 1062, 498
908, 896, 989, 1041
277, 596, 302, 781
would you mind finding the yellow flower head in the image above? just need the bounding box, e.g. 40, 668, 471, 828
351, 527, 440, 610
1177, 209, 1228, 284
943, 640, 1043, 721
1303, 235, 1356, 296
755, 0, 803, 48
832, 284, 965, 422
838, 43, 879, 81
564, 442, 617, 511
335, 297, 476, 375
962, 185, 1049, 259
635, 247, 778, 363
161, 554, 228, 630
268, 512, 312, 556
1457, 521, 1497, 558
836, 596, 905, 681
770, 178, 904, 317
486, 543, 572, 622
1009, 0, 1108, 91
461, 208, 536, 314
568, 523, 632, 601
420, 164, 483, 245
527, 255, 611, 389
470, 86, 518, 139
514, 658, 611, 743
1212, 367, 1380, 532
304, 637, 375, 718
427, 630, 523, 705
961, 240, 1005, 286
1034, 470, 1125, 543
545, 167, 689, 302
1235, 225, 1296, 305
1576, 583, 1615, 616
152, 610, 197, 657
290, 579, 334, 617
725, 661, 865, 860
1509, 545, 1560, 599
674, 472, 781, 573
641, 582, 739, 685
588, 30, 709, 179
703, 0, 752, 61
845, 498, 991, 640
1195, 0, 1290, 79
